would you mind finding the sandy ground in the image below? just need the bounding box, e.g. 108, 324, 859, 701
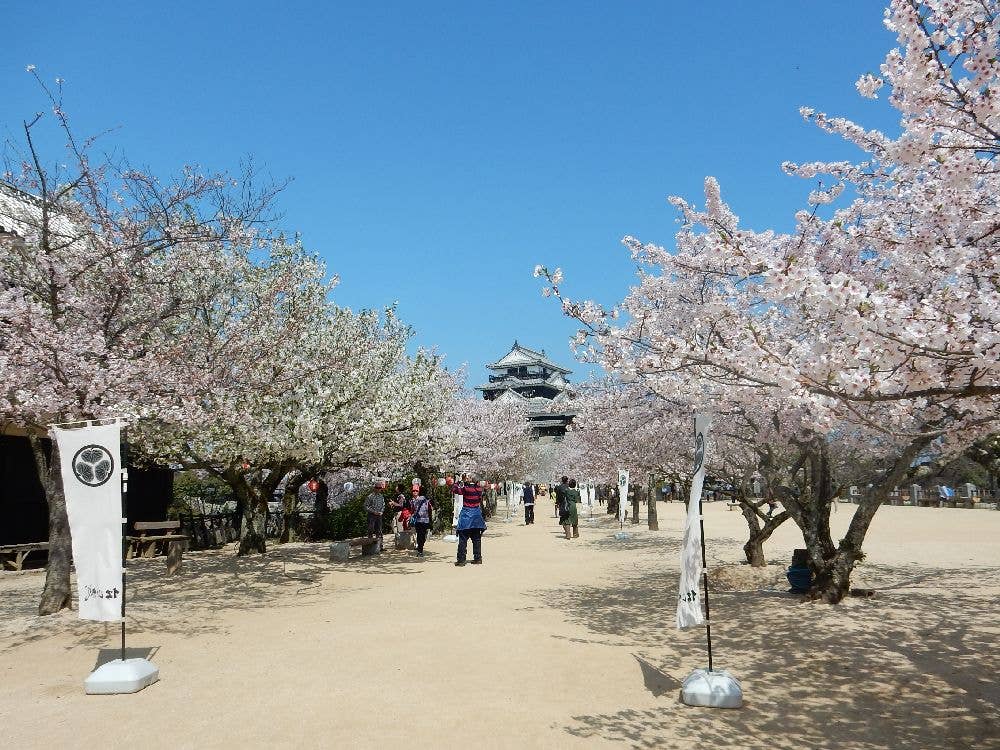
1, 501, 998, 750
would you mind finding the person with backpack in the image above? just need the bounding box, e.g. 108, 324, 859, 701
410, 486, 433, 555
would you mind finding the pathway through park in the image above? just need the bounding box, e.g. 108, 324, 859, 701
1, 503, 998, 749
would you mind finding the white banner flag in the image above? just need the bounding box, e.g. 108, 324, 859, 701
617, 469, 629, 525
52, 422, 124, 622
677, 412, 711, 629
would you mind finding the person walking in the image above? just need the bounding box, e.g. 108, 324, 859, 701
364, 482, 386, 550
454, 474, 486, 566
523, 481, 535, 525
566, 479, 581, 538
410, 486, 433, 555
555, 476, 570, 536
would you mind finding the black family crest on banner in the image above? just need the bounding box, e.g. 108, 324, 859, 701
71, 445, 115, 487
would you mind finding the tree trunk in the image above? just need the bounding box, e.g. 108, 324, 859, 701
315, 480, 329, 514
740, 499, 766, 567
238, 497, 268, 555
230, 477, 267, 555
647, 481, 659, 531
743, 535, 766, 567
739, 502, 789, 567
225, 462, 294, 555
775, 436, 931, 603
310, 477, 330, 540
809, 543, 863, 603
279, 481, 300, 544
631, 492, 640, 525
30, 434, 73, 615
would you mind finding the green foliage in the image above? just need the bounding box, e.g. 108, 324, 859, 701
325, 494, 370, 541
170, 471, 234, 518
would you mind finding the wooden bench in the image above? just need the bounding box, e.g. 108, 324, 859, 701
329, 535, 381, 561
726, 501, 740, 511
0, 542, 49, 571
127, 521, 189, 574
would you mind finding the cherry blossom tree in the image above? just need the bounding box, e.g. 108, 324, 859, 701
566, 379, 791, 558
538, 0, 999, 601
137, 266, 456, 555
422, 393, 532, 481
1, 73, 286, 612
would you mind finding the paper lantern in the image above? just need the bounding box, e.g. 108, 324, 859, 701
445, 476, 454, 486
343, 481, 354, 492
241, 461, 250, 470
412, 478, 421, 487
307, 479, 319, 493
437, 477, 446, 486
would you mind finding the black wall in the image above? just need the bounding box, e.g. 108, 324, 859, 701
0, 435, 173, 545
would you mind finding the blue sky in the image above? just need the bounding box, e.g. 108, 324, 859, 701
2, 2, 899, 387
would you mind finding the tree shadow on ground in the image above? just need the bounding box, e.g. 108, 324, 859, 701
584, 533, 685, 555
536, 561, 1000, 750
0, 541, 430, 651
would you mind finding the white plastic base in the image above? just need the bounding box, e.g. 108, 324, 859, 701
85, 658, 159, 695
614, 531, 630, 540
443, 534, 458, 543
680, 668, 743, 709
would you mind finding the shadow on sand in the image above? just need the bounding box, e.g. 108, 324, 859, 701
535, 560, 1000, 750
0, 541, 438, 652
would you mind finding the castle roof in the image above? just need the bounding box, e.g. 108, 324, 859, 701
487, 341, 571, 374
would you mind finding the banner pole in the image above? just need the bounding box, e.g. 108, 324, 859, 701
678, 412, 741, 708
695, 415, 714, 672
120, 431, 128, 663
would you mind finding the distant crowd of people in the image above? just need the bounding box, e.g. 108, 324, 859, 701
363, 481, 434, 555
362, 472, 591, 567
